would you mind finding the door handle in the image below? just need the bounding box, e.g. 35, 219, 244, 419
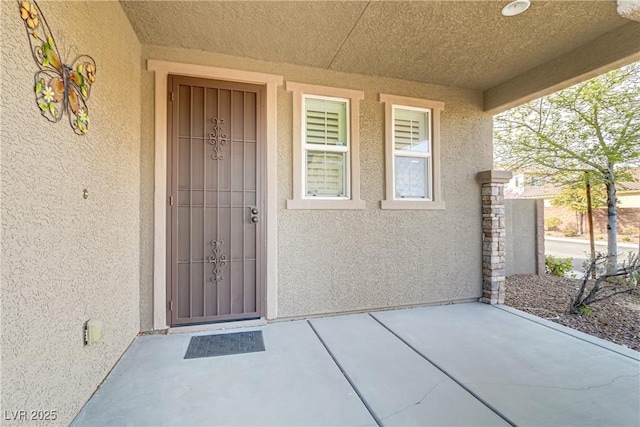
250, 207, 259, 224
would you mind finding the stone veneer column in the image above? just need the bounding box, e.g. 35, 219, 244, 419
535, 199, 545, 275
477, 170, 512, 304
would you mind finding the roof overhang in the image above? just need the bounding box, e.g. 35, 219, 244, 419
120, 0, 640, 114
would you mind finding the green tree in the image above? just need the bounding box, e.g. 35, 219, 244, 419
495, 62, 640, 267
550, 175, 608, 234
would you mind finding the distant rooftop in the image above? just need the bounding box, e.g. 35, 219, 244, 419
505, 169, 640, 199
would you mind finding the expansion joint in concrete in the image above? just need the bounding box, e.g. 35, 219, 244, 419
367, 313, 516, 426
306, 320, 383, 427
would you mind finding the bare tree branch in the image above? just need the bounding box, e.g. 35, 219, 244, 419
570, 253, 639, 314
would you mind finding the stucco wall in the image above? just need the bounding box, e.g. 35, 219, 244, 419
140, 45, 493, 326
619, 194, 640, 208
505, 199, 544, 276
1, 1, 141, 424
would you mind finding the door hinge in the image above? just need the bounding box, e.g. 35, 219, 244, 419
169, 195, 174, 206
169, 91, 174, 102
168, 300, 173, 311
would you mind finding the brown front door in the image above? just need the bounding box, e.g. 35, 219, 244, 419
167, 75, 265, 326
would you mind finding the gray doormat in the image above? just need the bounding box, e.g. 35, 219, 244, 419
184, 331, 265, 359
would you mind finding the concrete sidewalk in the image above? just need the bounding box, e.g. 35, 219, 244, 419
73, 303, 640, 426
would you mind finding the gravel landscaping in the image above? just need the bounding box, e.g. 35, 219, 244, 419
505, 274, 640, 351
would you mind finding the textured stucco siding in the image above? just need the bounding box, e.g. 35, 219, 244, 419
619, 194, 640, 208
505, 199, 542, 276
1, 1, 141, 424
140, 45, 493, 326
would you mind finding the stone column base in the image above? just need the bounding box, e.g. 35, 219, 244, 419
477, 170, 512, 305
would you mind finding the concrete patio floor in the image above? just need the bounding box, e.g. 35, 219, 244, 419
72, 303, 640, 426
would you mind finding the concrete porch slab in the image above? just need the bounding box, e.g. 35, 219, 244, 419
373, 303, 640, 427
72, 321, 376, 426
309, 314, 508, 426
72, 302, 639, 426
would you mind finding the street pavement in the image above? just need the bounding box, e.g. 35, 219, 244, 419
545, 237, 639, 273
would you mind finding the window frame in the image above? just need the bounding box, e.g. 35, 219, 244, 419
392, 105, 432, 200
380, 94, 445, 210
302, 94, 351, 200
286, 82, 365, 210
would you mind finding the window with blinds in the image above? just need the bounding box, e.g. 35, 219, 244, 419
303, 96, 349, 198
393, 106, 432, 199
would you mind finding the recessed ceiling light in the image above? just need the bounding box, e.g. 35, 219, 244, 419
501, 0, 531, 17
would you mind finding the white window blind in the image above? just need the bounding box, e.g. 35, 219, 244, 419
394, 108, 430, 153
393, 107, 432, 199
303, 96, 349, 198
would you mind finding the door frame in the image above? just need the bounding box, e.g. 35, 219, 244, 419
168, 75, 266, 326
148, 60, 282, 330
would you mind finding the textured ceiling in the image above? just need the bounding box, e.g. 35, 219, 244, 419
120, 1, 631, 91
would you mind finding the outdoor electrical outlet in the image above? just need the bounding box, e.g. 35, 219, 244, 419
84, 319, 103, 346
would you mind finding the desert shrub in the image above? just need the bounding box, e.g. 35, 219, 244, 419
578, 305, 594, 316
545, 217, 562, 231
622, 236, 631, 242
545, 255, 573, 277
623, 226, 639, 236
571, 253, 640, 314
562, 226, 579, 237
629, 269, 640, 287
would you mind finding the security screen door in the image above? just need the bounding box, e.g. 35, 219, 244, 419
168, 75, 265, 326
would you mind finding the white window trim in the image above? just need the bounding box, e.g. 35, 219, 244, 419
392, 105, 433, 201
380, 94, 445, 210
302, 94, 351, 200
286, 82, 365, 210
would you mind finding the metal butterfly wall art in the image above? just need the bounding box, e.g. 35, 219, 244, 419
19, 0, 96, 135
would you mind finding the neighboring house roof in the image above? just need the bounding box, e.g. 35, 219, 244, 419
505, 170, 640, 200
505, 183, 560, 199
619, 170, 640, 191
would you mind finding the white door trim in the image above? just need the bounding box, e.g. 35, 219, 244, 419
148, 59, 282, 330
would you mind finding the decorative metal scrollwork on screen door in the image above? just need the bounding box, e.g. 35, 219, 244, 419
208, 118, 229, 160
208, 240, 228, 283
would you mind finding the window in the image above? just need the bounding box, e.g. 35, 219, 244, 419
393, 107, 432, 199
380, 94, 445, 210
304, 96, 349, 198
286, 82, 365, 209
